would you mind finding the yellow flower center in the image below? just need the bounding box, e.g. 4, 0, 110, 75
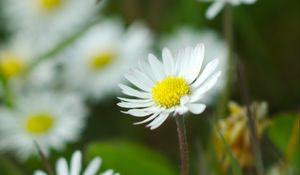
152, 76, 190, 108
0, 56, 24, 79
39, 0, 62, 11
25, 113, 55, 134
89, 52, 115, 70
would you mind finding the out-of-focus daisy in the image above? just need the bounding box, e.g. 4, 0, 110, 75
0, 35, 59, 92
199, 0, 257, 19
3, 0, 100, 50
214, 101, 270, 170
161, 27, 227, 105
0, 92, 87, 160
62, 19, 153, 101
34, 150, 119, 175
0, 36, 33, 81
118, 43, 221, 130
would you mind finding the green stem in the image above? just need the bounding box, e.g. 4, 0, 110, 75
175, 115, 189, 175
0, 74, 14, 107
238, 62, 265, 175
217, 5, 234, 119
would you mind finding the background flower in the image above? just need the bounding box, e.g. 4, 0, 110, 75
0, 92, 87, 160
34, 150, 119, 175
61, 19, 153, 101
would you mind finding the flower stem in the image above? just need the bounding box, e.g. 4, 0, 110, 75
237, 61, 264, 175
175, 115, 189, 175
217, 4, 235, 119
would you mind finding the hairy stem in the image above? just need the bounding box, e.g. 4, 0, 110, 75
175, 115, 189, 175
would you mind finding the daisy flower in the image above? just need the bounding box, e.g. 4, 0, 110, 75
118, 43, 221, 130
161, 27, 228, 105
3, 0, 100, 51
200, 0, 257, 19
0, 92, 87, 160
0, 35, 59, 93
34, 150, 119, 175
61, 19, 153, 101
0, 36, 33, 81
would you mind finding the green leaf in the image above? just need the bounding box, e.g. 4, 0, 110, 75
85, 140, 176, 175
267, 113, 297, 152
0, 156, 24, 175
267, 113, 299, 173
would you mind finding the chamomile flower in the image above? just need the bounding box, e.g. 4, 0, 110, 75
34, 150, 119, 175
0, 92, 87, 160
62, 19, 153, 101
161, 27, 227, 104
118, 43, 221, 130
0, 36, 33, 81
200, 0, 257, 19
3, 0, 100, 50
0, 35, 58, 92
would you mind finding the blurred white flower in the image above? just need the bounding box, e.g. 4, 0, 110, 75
34, 150, 119, 175
161, 27, 228, 105
200, 0, 256, 19
0, 35, 59, 92
61, 19, 153, 101
118, 43, 221, 130
0, 92, 87, 160
3, 0, 100, 51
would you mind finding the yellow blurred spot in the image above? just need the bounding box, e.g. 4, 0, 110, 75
152, 76, 190, 108
90, 52, 115, 70
0, 56, 24, 79
229, 101, 242, 114
25, 113, 55, 134
40, 0, 62, 11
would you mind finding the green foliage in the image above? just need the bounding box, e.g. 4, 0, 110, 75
267, 113, 299, 173
85, 140, 177, 175
0, 156, 23, 175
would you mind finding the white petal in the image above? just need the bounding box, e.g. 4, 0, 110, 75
124, 68, 154, 92
241, 0, 256, 4
83, 157, 102, 175
70, 151, 82, 175
187, 103, 206, 114
34, 170, 47, 175
178, 47, 193, 77
174, 106, 189, 116
123, 107, 158, 117
186, 43, 205, 83
147, 113, 169, 130
117, 101, 154, 108
190, 71, 222, 103
133, 112, 160, 125
148, 53, 165, 80
118, 97, 152, 103
56, 158, 69, 175
180, 95, 190, 106
119, 84, 152, 99
101, 169, 114, 175
206, 1, 226, 19
162, 48, 174, 76
138, 59, 155, 81
192, 59, 219, 88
